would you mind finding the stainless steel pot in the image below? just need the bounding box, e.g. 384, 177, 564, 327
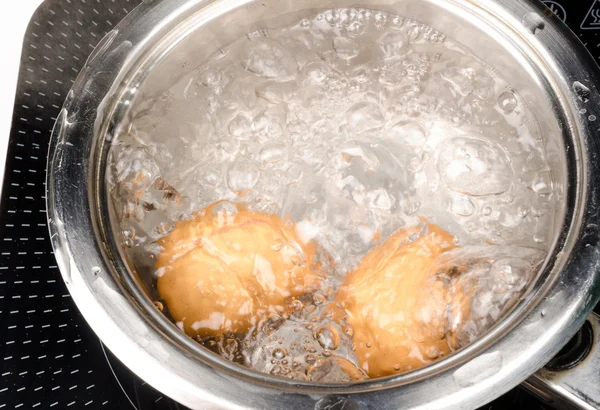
46, 0, 600, 408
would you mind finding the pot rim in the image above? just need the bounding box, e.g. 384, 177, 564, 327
47, 0, 600, 408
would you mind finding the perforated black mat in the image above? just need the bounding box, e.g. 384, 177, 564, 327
0, 0, 599, 409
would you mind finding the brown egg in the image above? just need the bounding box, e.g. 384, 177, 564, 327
156, 202, 323, 338
336, 222, 459, 378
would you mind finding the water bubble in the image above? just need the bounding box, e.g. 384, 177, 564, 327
301, 62, 329, 86
333, 37, 360, 60
497, 91, 518, 113
518, 206, 530, 218
407, 155, 425, 173
212, 201, 238, 225
91, 266, 101, 276
441, 68, 474, 97
573, 81, 591, 103
154, 301, 164, 311
260, 142, 288, 164
227, 159, 260, 195
491, 258, 532, 290
437, 137, 513, 196
351, 68, 369, 85
479, 205, 492, 217
346, 21, 364, 36
287, 120, 309, 139
241, 39, 298, 78
200, 67, 222, 87
283, 241, 306, 266
407, 25, 422, 41
315, 324, 340, 350
202, 168, 221, 186
374, 11, 388, 28
311, 118, 336, 138
590, 115, 597, 122
211, 137, 239, 162
531, 171, 553, 195
256, 81, 293, 104
346, 102, 384, 133
387, 120, 427, 146
325, 10, 340, 25
252, 111, 284, 140
228, 114, 252, 139
305, 353, 318, 364
380, 32, 409, 58
308, 358, 366, 382
272, 348, 288, 359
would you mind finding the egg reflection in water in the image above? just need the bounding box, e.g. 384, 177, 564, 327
110, 8, 556, 381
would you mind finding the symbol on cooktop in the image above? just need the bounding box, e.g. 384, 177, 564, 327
582, 0, 600, 29
542, 1, 567, 22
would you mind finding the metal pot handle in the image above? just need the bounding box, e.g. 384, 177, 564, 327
524, 313, 600, 409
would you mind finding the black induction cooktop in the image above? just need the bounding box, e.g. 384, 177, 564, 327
1, 0, 599, 409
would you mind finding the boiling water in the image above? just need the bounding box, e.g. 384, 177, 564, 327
109, 8, 558, 381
